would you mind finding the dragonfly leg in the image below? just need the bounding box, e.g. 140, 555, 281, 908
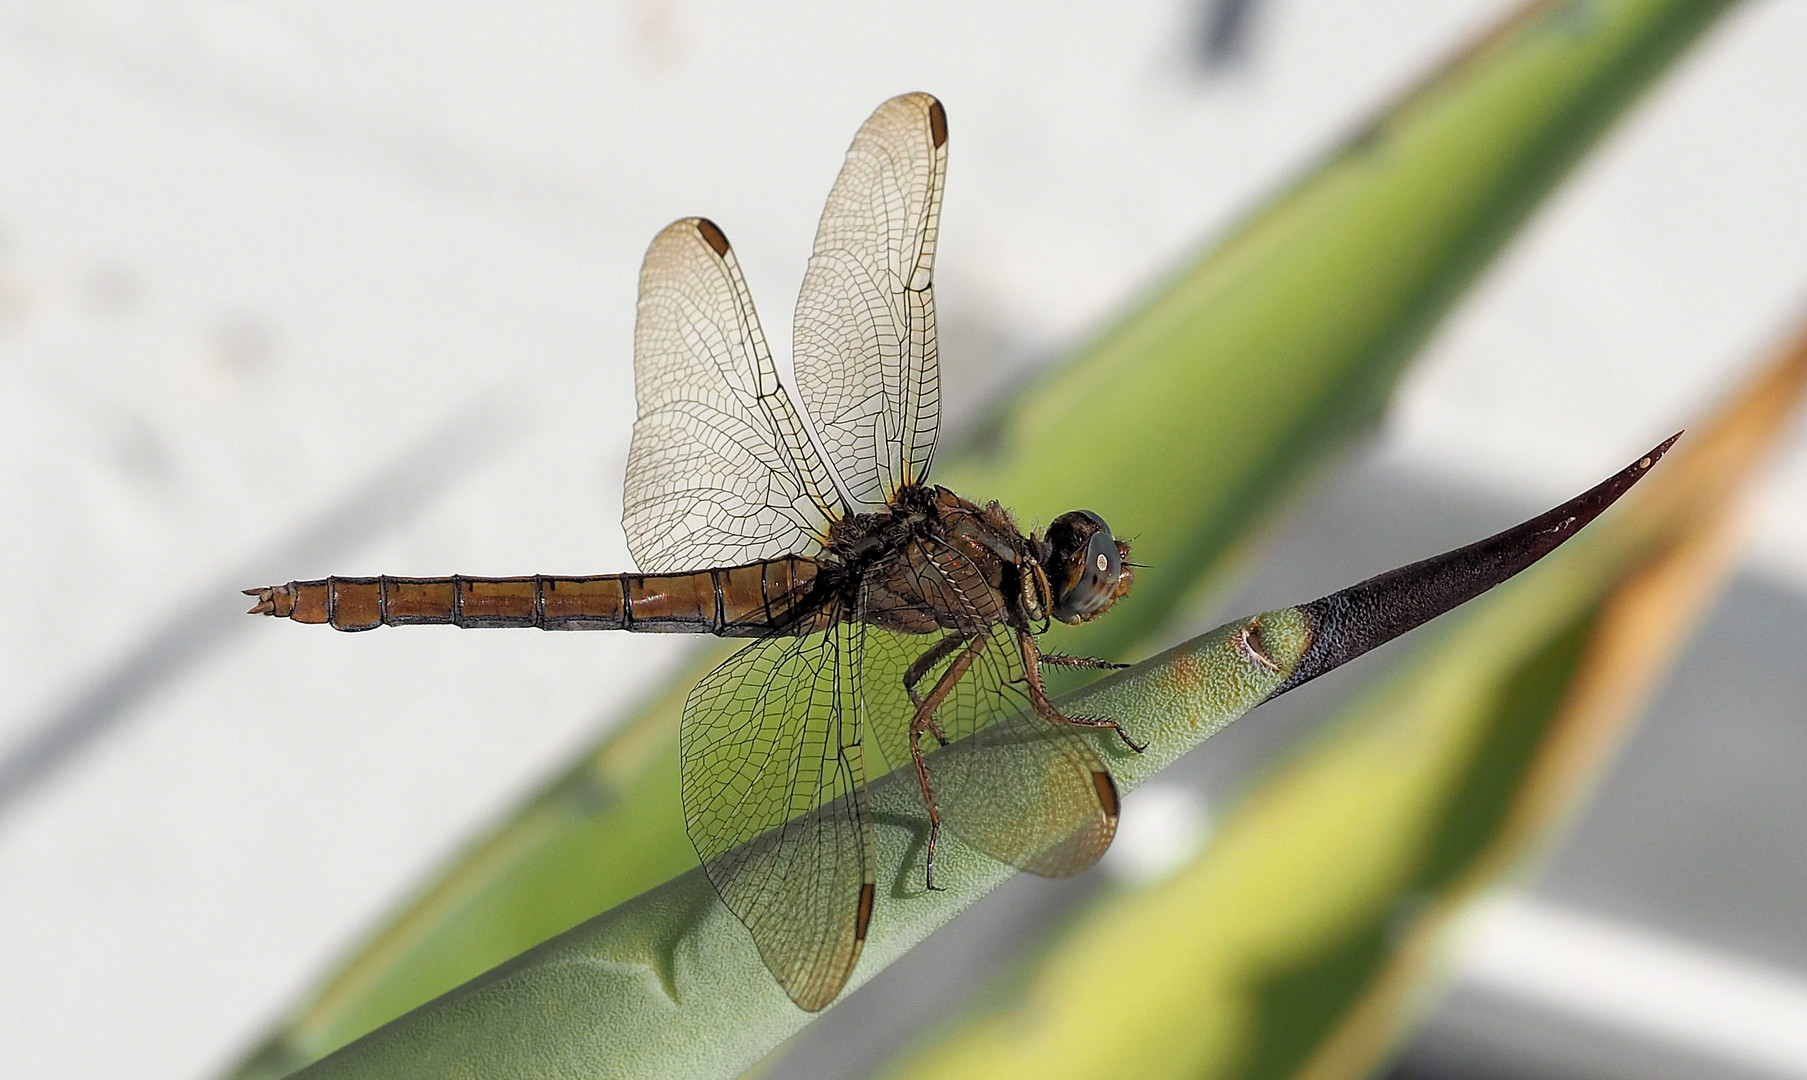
1038, 651, 1130, 671
907, 632, 991, 891
1018, 631, 1147, 753
902, 632, 972, 745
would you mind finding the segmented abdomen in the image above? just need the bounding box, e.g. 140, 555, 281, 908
245, 555, 827, 636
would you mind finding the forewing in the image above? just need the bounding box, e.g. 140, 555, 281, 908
859, 544, 1119, 878
793, 93, 947, 510
626, 217, 846, 573
679, 621, 875, 1011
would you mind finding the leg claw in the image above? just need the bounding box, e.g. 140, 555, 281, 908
1069, 714, 1147, 753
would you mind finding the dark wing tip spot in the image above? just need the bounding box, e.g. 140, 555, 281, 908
855, 882, 876, 941
1091, 770, 1120, 820
695, 218, 732, 257
927, 99, 947, 148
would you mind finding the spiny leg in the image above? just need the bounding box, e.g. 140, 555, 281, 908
906, 632, 990, 890
902, 631, 971, 746
1038, 652, 1130, 672
1018, 631, 1147, 753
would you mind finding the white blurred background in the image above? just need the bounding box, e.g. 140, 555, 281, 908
0, 2, 1804, 1078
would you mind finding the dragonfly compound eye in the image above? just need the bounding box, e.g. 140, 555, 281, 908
1044, 510, 1131, 623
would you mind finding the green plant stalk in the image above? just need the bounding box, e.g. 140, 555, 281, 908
290, 440, 1670, 1079
225, 0, 1737, 1073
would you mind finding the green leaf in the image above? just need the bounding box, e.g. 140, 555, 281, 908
223, 0, 1740, 1075
289, 416, 1685, 1079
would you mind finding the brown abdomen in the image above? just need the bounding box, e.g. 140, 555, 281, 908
245, 556, 828, 636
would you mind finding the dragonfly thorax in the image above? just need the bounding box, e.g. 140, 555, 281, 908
820, 486, 1132, 631
820, 484, 1044, 635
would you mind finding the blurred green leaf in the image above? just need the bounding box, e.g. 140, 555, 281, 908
960, 0, 1739, 659
227, 660, 716, 1080
872, 323, 1807, 1080
225, 0, 1739, 1075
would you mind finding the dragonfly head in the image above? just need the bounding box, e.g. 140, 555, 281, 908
1039, 510, 1133, 624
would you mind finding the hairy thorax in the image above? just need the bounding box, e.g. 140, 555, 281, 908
824, 485, 1032, 636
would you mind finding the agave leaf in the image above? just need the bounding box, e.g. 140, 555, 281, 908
289, 433, 1675, 1078
872, 323, 1807, 1080
224, 0, 1739, 1074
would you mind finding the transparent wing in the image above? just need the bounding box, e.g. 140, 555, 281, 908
859, 542, 1119, 878
625, 217, 847, 574
679, 618, 875, 1012
916, 651, 1121, 879
793, 92, 947, 511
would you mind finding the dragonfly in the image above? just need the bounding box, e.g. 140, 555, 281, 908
246, 93, 1141, 1011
